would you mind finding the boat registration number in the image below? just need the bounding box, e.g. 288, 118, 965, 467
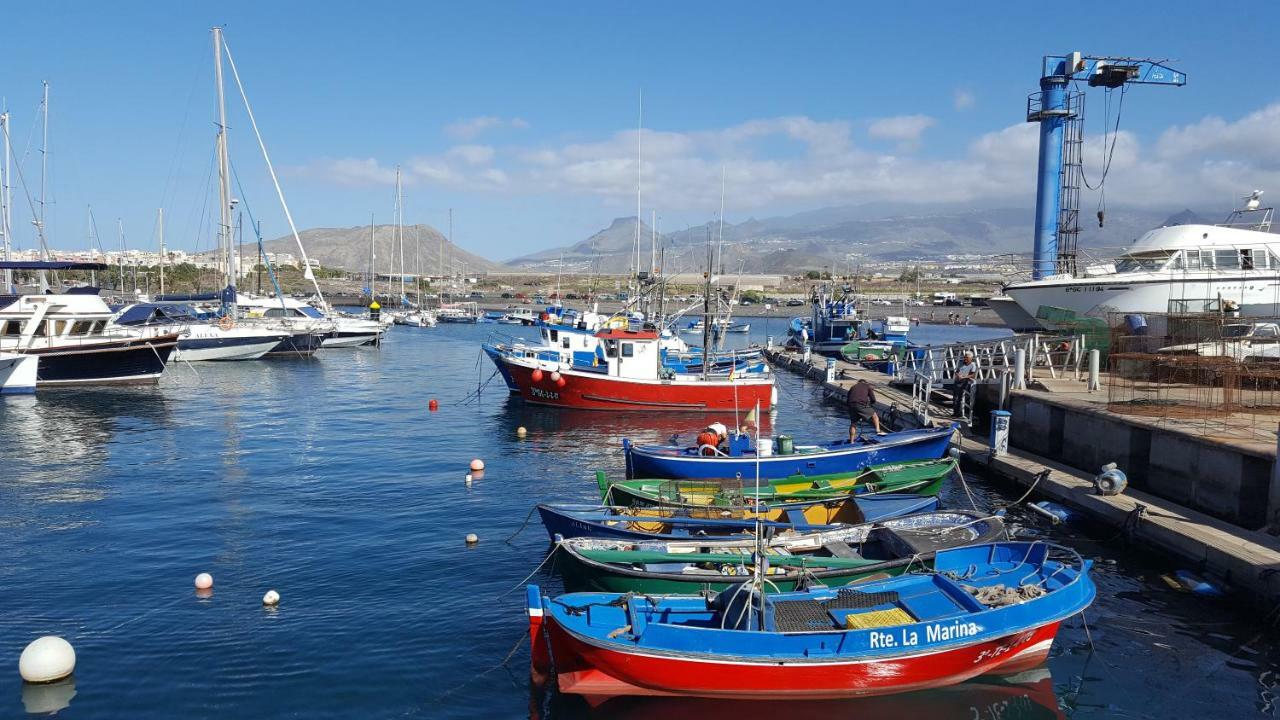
531, 387, 560, 400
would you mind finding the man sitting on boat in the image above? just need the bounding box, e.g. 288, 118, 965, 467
696, 423, 729, 456
846, 379, 885, 440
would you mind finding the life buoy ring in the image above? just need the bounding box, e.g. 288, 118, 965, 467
863, 353, 878, 361
219, 316, 235, 331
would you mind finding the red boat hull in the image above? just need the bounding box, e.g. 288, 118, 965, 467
540, 619, 1059, 700
500, 357, 773, 412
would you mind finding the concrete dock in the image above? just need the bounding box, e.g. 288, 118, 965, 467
765, 345, 1280, 609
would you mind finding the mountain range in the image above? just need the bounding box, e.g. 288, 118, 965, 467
256, 203, 1244, 275
505, 204, 1231, 274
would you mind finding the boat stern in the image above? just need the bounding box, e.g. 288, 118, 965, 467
527, 584, 551, 675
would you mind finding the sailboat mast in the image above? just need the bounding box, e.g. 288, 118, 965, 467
370, 216, 378, 302
0, 112, 11, 293
718, 166, 726, 277
36, 82, 50, 292
396, 166, 405, 305
701, 229, 712, 381
212, 27, 235, 315
633, 90, 642, 304
38, 82, 48, 258
158, 208, 165, 296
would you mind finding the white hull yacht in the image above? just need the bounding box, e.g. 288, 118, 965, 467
992, 194, 1280, 329
109, 303, 287, 362
0, 293, 178, 386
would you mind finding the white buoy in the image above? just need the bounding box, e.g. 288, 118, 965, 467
516, 426, 528, 438
194, 573, 213, 590
465, 533, 479, 545
19, 636, 76, 683
262, 590, 280, 606
465, 473, 473, 485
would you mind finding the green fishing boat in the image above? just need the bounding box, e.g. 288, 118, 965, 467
553, 510, 1004, 594
597, 457, 956, 510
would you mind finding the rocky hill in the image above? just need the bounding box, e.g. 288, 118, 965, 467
247, 224, 507, 275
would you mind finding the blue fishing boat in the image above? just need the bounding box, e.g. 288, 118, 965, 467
623, 424, 956, 480
528, 541, 1095, 699
536, 494, 940, 541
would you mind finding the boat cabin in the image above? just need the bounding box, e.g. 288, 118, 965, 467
595, 328, 662, 379
0, 294, 117, 349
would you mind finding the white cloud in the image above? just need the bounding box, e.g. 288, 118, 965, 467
867, 114, 936, 151
288, 157, 399, 187
444, 116, 529, 140
954, 89, 976, 111
447, 144, 496, 165
291, 103, 1280, 218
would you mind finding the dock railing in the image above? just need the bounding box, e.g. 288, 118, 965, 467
900, 333, 1086, 423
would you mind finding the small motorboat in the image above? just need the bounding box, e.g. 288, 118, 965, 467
535, 494, 940, 542
623, 424, 955, 480
598, 458, 957, 509
528, 541, 1095, 700
553, 510, 1006, 594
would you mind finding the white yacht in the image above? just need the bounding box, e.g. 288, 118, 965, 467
237, 294, 383, 348
992, 192, 1280, 329
109, 303, 288, 362
0, 293, 178, 385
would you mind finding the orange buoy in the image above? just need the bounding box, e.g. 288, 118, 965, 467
194, 573, 213, 590
531, 369, 544, 382
428, 399, 439, 411
550, 371, 562, 382
556, 377, 567, 388
470, 459, 485, 471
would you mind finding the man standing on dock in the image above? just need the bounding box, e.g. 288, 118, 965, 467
846, 379, 884, 440
953, 351, 978, 418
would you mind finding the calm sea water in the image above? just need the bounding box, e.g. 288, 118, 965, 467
2, 319, 1277, 718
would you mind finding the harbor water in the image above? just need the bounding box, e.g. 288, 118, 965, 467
2, 320, 1279, 718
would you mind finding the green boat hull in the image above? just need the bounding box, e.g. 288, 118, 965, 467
599, 458, 954, 510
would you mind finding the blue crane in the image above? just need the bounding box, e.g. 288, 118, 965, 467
1026, 53, 1186, 280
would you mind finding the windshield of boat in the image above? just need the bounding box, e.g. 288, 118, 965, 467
300, 306, 325, 319
1113, 252, 1170, 273
1222, 324, 1254, 338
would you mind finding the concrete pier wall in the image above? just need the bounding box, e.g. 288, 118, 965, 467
1004, 393, 1277, 530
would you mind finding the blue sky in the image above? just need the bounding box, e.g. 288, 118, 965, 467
2, 1, 1278, 261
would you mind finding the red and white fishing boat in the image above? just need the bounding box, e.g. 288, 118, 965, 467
491, 327, 774, 412
527, 542, 1095, 701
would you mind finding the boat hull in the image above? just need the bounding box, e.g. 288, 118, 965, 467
321, 330, 380, 348
173, 335, 284, 362
498, 355, 774, 412
22, 335, 177, 386
545, 620, 1060, 700
624, 426, 955, 480
537, 495, 940, 541
265, 332, 325, 357
0, 353, 37, 394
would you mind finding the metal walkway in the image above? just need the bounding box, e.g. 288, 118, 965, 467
897, 334, 1086, 424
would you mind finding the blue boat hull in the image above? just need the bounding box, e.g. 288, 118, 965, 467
483, 344, 520, 392
624, 425, 955, 480
537, 494, 940, 541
